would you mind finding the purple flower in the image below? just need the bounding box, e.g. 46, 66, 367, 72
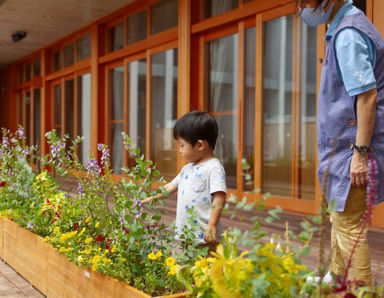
27, 222, 34, 229
24, 149, 30, 156
16, 128, 26, 139
120, 214, 126, 224
86, 158, 101, 177
2, 137, 9, 147
98, 144, 110, 168
78, 183, 85, 197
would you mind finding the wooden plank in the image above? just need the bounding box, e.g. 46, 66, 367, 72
177, 0, 191, 172
0, 218, 185, 297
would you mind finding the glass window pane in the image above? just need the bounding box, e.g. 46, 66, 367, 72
127, 59, 147, 167
25, 62, 31, 82
76, 34, 91, 61
205, 34, 238, 189
53, 84, 62, 137
25, 92, 31, 145
243, 0, 254, 3
108, 66, 124, 175
150, 0, 178, 35
150, 48, 178, 179
127, 10, 147, 45
108, 66, 124, 121
110, 123, 124, 175
53, 50, 62, 72
33, 89, 41, 148
262, 16, 293, 197
77, 73, 92, 164
33, 57, 41, 76
64, 80, 75, 141
17, 94, 23, 127
107, 22, 124, 53
202, 0, 238, 19
64, 43, 75, 67
243, 27, 256, 191
299, 24, 317, 200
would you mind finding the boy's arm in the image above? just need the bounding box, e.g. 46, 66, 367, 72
142, 183, 177, 204
204, 191, 226, 243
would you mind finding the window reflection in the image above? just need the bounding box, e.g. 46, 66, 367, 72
299, 24, 317, 200
202, 0, 238, 19
243, 26, 256, 191
262, 16, 293, 197
150, 0, 178, 35
107, 23, 124, 53
127, 59, 147, 167
77, 73, 92, 164
262, 16, 316, 200
52, 84, 62, 138
108, 66, 124, 174
150, 49, 178, 179
205, 34, 238, 189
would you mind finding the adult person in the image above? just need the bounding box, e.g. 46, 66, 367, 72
297, 0, 384, 287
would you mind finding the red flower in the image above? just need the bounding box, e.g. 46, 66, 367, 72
55, 212, 60, 218
46, 199, 51, 205
105, 243, 110, 250
73, 223, 79, 231
0, 181, 6, 187
95, 234, 104, 242
121, 226, 130, 234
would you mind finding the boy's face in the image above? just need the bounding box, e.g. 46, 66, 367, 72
176, 138, 200, 163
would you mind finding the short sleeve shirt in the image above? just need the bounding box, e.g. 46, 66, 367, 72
326, 0, 378, 96
170, 158, 227, 243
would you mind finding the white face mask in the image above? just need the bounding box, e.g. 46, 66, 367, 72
300, 0, 336, 27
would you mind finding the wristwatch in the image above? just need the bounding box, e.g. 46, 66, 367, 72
350, 144, 372, 155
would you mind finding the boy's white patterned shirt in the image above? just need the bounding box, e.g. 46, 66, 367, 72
170, 158, 227, 243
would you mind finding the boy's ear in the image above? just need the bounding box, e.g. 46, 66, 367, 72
196, 140, 206, 151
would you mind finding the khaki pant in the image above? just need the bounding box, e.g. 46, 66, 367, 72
330, 187, 372, 286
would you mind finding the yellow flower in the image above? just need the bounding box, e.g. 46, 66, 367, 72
111, 245, 116, 253
148, 252, 157, 260
85, 237, 92, 244
165, 257, 175, 267
43, 236, 50, 242
195, 256, 209, 269
54, 227, 60, 234
95, 221, 100, 228
59, 247, 65, 252
102, 258, 111, 263
168, 265, 179, 276
156, 251, 162, 258
77, 256, 84, 263
78, 227, 85, 236
36, 171, 48, 182
97, 248, 101, 252
85, 217, 90, 224
120, 257, 126, 262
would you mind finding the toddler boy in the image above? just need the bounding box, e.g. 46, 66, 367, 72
143, 111, 227, 245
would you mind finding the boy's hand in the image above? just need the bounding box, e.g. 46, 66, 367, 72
204, 224, 217, 243
142, 197, 153, 204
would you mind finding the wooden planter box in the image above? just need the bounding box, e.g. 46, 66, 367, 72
0, 217, 187, 298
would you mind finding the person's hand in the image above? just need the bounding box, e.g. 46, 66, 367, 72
142, 196, 154, 204
350, 152, 368, 187
204, 224, 217, 244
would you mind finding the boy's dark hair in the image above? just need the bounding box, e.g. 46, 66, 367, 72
173, 111, 218, 149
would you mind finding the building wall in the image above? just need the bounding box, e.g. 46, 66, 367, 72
2, 0, 384, 227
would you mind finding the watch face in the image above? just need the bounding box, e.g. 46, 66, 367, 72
360, 147, 368, 154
